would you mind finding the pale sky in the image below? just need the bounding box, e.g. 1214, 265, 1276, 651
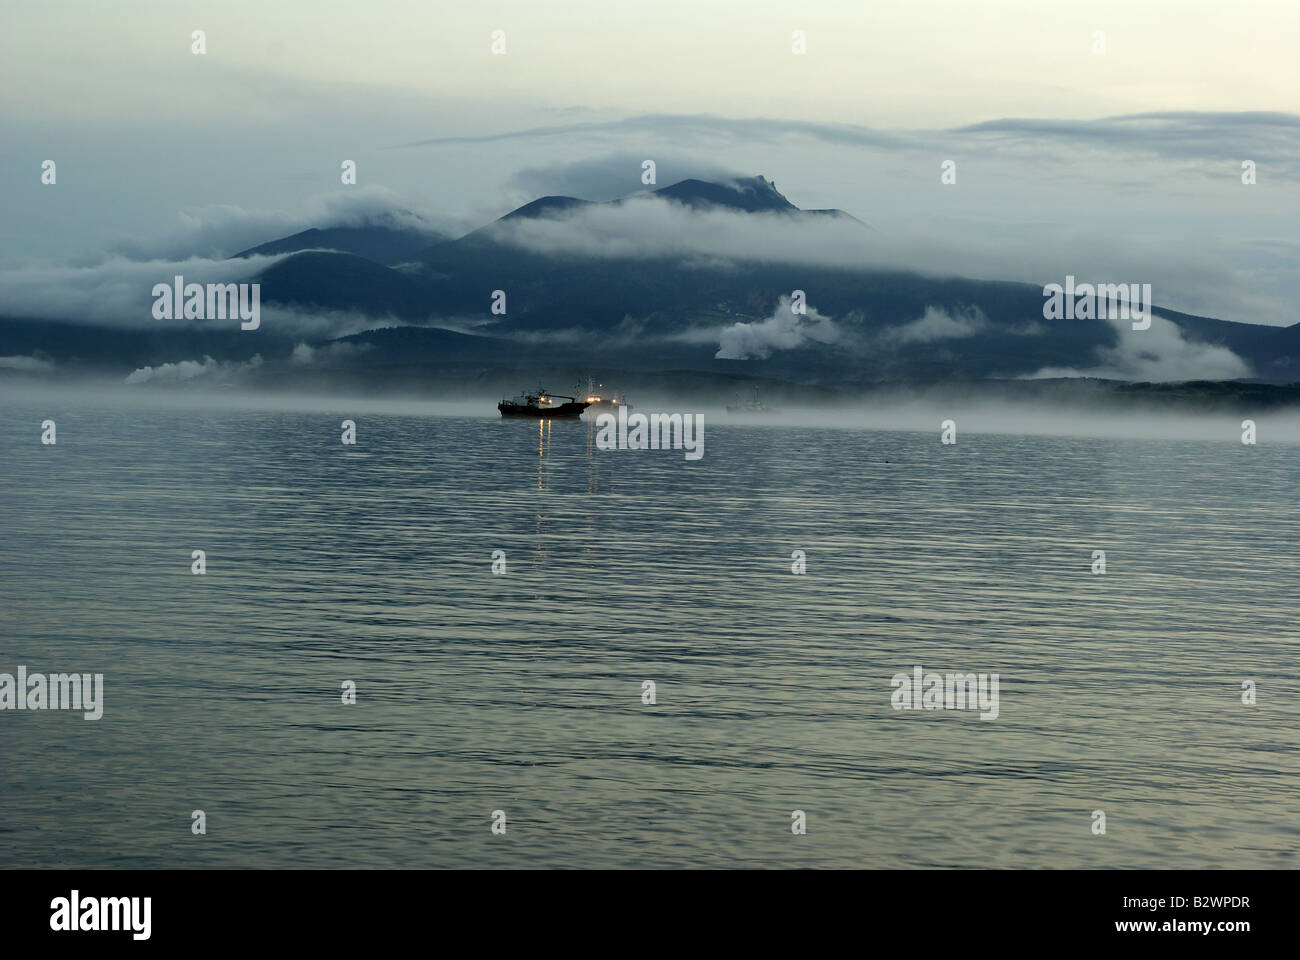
5, 1, 1297, 125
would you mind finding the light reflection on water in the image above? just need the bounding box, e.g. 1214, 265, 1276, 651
0, 404, 1297, 868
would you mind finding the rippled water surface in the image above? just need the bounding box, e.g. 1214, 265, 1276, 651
1, 399, 1297, 868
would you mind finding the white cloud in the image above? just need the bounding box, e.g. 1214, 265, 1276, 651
0, 255, 407, 341
714, 295, 840, 359
109, 187, 453, 261
881, 306, 987, 344
494, 194, 870, 265
0, 255, 277, 326
0, 354, 54, 372
125, 354, 263, 385
1027, 314, 1251, 382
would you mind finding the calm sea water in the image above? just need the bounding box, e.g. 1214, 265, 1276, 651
1, 397, 1297, 868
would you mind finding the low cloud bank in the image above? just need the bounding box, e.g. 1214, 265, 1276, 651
124, 354, 264, 385
489, 194, 1289, 330
880, 306, 987, 344
714, 295, 841, 359
110, 186, 451, 261
0, 255, 280, 326
0, 354, 55, 372
1027, 313, 1251, 382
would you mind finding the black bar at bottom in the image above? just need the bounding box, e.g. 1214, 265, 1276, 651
0, 869, 1280, 946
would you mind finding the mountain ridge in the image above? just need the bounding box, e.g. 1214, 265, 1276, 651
3, 174, 1296, 386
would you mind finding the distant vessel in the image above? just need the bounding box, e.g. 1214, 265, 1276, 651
726, 387, 770, 415
498, 388, 590, 419
582, 378, 633, 415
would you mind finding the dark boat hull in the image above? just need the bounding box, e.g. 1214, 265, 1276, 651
498, 401, 589, 418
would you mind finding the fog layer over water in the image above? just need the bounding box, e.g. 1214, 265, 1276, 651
6, 382, 1300, 443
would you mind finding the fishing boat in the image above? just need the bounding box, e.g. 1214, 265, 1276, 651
498, 387, 590, 419
726, 387, 771, 415
581, 378, 633, 415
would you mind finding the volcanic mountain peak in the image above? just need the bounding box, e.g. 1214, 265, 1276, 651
486, 174, 856, 224
496, 195, 595, 222
232, 221, 448, 266
650, 175, 799, 213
